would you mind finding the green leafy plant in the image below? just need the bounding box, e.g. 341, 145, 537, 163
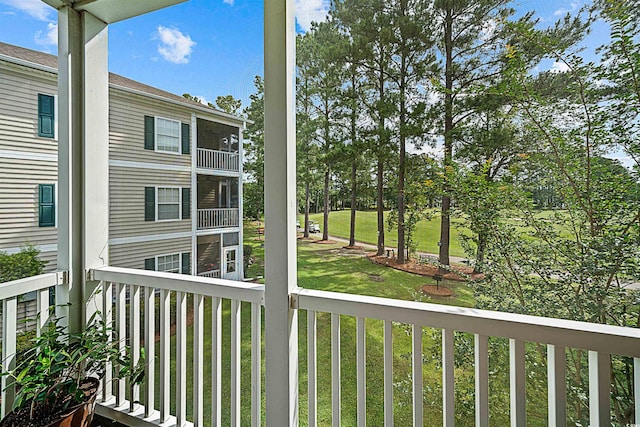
1, 309, 144, 424
0, 245, 46, 283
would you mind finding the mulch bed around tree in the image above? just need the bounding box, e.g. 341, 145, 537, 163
420, 284, 454, 296
369, 254, 484, 282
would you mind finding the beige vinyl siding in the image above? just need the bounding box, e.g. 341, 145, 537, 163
38, 250, 57, 272
0, 157, 57, 249
109, 237, 191, 270
0, 64, 58, 155
109, 166, 191, 238
109, 90, 192, 166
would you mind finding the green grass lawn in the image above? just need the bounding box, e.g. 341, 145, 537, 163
149, 222, 478, 425
304, 209, 470, 258
304, 209, 572, 260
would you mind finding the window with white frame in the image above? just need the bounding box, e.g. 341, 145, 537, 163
157, 187, 180, 220
156, 117, 181, 153
156, 254, 180, 273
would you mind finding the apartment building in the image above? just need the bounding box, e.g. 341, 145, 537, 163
0, 42, 244, 281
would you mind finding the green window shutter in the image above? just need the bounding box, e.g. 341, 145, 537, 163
38, 94, 55, 138
182, 188, 191, 219
144, 116, 155, 150
145, 187, 155, 221
181, 252, 191, 275
181, 123, 190, 154
39, 184, 55, 227
144, 258, 155, 271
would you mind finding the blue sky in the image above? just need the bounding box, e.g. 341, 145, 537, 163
0, 0, 604, 110
0, 0, 333, 108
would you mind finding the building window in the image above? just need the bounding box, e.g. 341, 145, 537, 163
145, 252, 191, 274
38, 94, 55, 138
39, 184, 55, 227
157, 187, 180, 221
145, 186, 190, 221
156, 117, 181, 153
157, 254, 181, 273
144, 116, 190, 154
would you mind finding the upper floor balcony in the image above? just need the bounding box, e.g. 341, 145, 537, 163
196, 147, 240, 172
196, 118, 241, 174
197, 175, 240, 231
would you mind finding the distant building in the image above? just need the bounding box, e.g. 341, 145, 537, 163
0, 42, 244, 281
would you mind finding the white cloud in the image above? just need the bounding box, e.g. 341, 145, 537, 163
35, 22, 57, 47
154, 26, 196, 64
550, 61, 570, 73
223, 0, 234, 4
295, 0, 330, 32
554, 1, 580, 16
0, 0, 51, 21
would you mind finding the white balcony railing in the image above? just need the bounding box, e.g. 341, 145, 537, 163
0, 272, 67, 417
291, 288, 640, 427
91, 267, 264, 427
197, 208, 239, 230
196, 148, 239, 172
1, 270, 639, 426
198, 269, 221, 278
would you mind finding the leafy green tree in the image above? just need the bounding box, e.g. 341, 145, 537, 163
0, 245, 46, 282
297, 33, 322, 237
243, 76, 265, 220
386, 0, 437, 263
352, 0, 397, 255
476, 10, 640, 422
302, 22, 345, 241
215, 95, 242, 115
432, 0, 513, 266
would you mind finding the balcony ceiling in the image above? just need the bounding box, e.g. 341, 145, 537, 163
41, 0, 187, 23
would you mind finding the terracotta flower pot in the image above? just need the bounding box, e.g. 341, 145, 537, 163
0, 378, 99, 427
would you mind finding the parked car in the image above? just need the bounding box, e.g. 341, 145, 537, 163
296, 220, 301, 228
308, 221, 320, 233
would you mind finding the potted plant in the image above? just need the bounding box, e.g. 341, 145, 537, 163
0, 310, 144, 427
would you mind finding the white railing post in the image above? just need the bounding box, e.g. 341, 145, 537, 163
588, 350, 611, 426
264, 0, 298, 424
510, 339, 526, 426
474, 334, 489, 427
547, 345, 566, 427
442, 329, 455, 427
635, 358, 640, 425
1, 298, 17, 416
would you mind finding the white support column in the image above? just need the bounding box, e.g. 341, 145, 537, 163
238, 124, 245, 280
56, 6, 109, 332
264, 0, 298, 426
191, 112, 198, 276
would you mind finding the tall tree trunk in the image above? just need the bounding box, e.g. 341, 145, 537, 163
349, 158, 357, 247
323, 170, 330, 241
376, 158, 385, 255
397, 54, 407, 264
304, 181, 310, 238
439, 6, 453, 267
